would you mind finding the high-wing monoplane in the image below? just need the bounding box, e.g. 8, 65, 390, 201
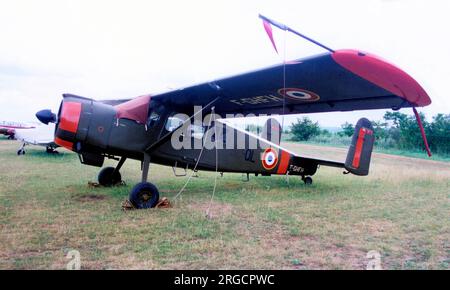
36, 16, 432, 209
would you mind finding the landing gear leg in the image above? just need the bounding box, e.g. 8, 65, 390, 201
17, 143, 26, 155
98, 156, 126, 186
141, 153, 150, 183
114, 156, 126, 177
46, 146, 59, 154
129, 153, 159, 209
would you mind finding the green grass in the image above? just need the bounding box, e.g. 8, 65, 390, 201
293, 140, 450, 163
0, 139, 449, 269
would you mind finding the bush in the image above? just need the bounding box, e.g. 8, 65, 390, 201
286, 111, 450, 156
338, 122, 354, 137
290, 117, 321, 141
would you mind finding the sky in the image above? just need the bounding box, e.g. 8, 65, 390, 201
0, 0, 449, 127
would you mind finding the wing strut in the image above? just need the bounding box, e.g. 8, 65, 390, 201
145, 96, 220, 153
412, 107, 432, 157
259, 14, 335, 53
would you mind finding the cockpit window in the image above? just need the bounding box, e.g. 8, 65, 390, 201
147, 111, 160, 128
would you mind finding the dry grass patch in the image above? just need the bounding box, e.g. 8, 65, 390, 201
0, 139, 448, 269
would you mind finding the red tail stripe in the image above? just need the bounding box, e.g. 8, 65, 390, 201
352, 128, 372, 168
276, 150, 290, 174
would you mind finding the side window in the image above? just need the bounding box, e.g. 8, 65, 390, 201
147, 111, 160, 128
163, 112, 206, 139
190, 124, 205, 139
165, 115, 184, 132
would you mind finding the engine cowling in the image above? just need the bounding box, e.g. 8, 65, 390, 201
52, 94, 116, 166
38, 93, 154, 166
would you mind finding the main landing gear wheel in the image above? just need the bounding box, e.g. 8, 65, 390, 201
129, 182, 160, 209
46, 146, 58, 154
17, 149, 25, 155
98, 166, 122, 186
302, 176, 313, 185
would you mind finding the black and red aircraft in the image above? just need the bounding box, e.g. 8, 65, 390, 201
36, 17, 432, 209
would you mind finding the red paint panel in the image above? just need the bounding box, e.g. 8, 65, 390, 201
352, 128, 373, 168
115, 95, 151, 124
59, 102, 81, 133
332, 49, 431, 107
55, 137, 73, 150
276, 150, 290, 174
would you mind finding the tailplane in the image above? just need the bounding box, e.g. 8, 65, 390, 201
261, 118, 282, 145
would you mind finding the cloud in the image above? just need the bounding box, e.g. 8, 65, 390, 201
0, 0, 448, 125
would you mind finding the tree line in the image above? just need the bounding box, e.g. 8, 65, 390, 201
289, 112, 450, 155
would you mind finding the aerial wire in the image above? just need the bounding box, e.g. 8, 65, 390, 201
281, 24, 287, 144
205, 108, 219, 219
172, 108, 217, 201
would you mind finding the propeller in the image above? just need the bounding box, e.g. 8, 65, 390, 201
36, 109, 56, 125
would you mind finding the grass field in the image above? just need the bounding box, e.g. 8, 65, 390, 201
0, 139, 448, 269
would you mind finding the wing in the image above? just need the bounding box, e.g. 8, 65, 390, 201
99, 99, 131, 106
151, 49, 431, 115
62, 94, 131, 106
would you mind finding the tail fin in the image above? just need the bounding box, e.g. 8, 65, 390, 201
345, 118, 375, 176
261, 118, 282, 145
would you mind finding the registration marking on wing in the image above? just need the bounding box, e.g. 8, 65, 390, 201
230, 95, 283, 106
229, 88, 320, 106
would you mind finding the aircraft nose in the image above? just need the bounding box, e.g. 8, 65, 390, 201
36, 109, 56, 125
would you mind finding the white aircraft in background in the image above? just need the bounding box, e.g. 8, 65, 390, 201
14, 123, 58, 155
0, 121, 35, 139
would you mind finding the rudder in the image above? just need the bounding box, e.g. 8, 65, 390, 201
345, 118, 375, 176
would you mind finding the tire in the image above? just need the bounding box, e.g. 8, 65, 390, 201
98, 166, 121, 186
129, 182, 160, 209
303, 176, 313, 185
46, 146, 58, 154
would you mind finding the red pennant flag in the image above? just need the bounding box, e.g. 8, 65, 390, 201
262, 20, 278, 54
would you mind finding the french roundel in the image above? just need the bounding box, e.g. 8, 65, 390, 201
262, 148, 279, 170
278, 88, 320, 102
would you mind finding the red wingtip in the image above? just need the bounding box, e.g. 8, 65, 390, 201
332, 49, 431, 107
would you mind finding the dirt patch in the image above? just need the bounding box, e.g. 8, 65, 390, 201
187, 201, 233, 219
72, 194, 108, 202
